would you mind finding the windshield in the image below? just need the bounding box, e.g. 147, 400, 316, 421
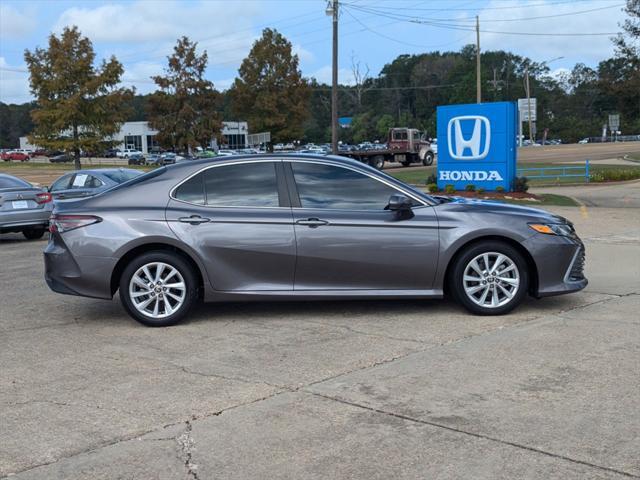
106, 167, 167, 194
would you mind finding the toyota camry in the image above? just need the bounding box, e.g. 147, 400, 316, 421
44, 155, 587, 326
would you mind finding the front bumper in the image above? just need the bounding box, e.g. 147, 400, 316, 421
523, 233, 588, 297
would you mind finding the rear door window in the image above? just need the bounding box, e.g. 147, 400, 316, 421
174, 162, 280, 208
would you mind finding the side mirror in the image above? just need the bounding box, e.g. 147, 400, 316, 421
387, 193, 412, 211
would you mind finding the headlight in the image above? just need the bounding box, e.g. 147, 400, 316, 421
529, 223, 574, 236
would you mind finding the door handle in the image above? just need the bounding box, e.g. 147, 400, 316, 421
178, 215, 211, 225
295, 218, 329, 227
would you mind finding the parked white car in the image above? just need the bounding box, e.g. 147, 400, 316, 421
116, 149, 143, 158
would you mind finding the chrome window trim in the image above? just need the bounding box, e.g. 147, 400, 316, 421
169, 157, 428, 210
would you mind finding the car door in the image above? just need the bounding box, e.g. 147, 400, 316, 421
286, 160, 439, 291
165, 160, 296, 291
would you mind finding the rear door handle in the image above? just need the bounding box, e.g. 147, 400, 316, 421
295, 218, 329, 227
178, 215, 211, 225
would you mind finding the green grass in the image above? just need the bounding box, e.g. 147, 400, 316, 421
387, 166, 436, 185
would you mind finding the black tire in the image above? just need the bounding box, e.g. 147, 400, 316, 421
119, 251, 199, 327
23, 228, 46, 240
448, 240, 529, 315
370, 155, 385, 170
422, 151, 434, 166
400, 160, 411, 167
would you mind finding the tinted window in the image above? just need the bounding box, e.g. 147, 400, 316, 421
0, 176, 30, 189
203, 162, 279, 207
291, 162, 399, 210
69, 173, 103, 189
102, 170, 142, 184
174, 174, 205, 205
50, 174, 73, 192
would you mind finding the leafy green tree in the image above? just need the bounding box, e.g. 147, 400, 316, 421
148, 36, 222, 152
375, 114, 394, 139
230, 28, 310, 142
24, 26, 133, 169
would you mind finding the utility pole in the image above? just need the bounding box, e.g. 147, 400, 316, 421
524, 66, 534, 143
329, 0, 339, 154
476, 16, 481, 103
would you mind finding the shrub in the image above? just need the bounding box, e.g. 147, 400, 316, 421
477, 187, 485, 195
444, 184, 456, 194
514, 176, 529, 192
495, 186, 506, 193
427, 183, 439, 193
590, 168, 640, 182
465, 184, 476, 192
426, 173, 437, 185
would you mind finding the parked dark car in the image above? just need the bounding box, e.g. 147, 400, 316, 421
0, 173, 53, 239
49, 168, 143, 200
49, 153, 73, 163
44, 155, 587, 327
127, 153, 146, 165
104, 148, 120, 158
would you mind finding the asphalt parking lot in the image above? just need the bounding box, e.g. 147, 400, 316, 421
1, 201, 639, 479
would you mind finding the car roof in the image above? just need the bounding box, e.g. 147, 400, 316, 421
166, 153, 369, 171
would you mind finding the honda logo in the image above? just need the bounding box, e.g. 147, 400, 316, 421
447, 115, 491, 160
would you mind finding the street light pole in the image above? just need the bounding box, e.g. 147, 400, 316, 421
476, 16, 481, 103
329, 0, 339, 154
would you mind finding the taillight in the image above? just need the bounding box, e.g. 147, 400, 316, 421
49, 214, 102, 233
35, 192, 52, 204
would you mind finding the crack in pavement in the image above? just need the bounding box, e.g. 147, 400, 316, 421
4, 292, 634, 478
177, 419, 199, 480
306, 391, 639, 479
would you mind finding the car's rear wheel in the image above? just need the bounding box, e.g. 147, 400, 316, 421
449, 241, 528, 315
23, 228, 46, 240
119, 251, 198, 327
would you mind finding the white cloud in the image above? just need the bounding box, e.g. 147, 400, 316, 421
293, 44, 314, 63
310, 65, 355, 85
0, 58, 32, 104
0, 4, 36, 39
120, 61, 163, 95
477, 0, 625, 62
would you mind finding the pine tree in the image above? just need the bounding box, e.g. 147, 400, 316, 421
230, 28, 310, 142
148, 37, 222, 153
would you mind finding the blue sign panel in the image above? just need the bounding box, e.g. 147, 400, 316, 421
436, 101, 517, 191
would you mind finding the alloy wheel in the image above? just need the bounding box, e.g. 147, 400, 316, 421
128, 262, 186, 318
462, 252, 520, 308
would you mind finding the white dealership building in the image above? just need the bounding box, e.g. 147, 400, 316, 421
21, 121, 250, 154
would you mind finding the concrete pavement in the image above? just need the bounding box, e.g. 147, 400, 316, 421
0, 206, 638, 479
532, 179, 640, 208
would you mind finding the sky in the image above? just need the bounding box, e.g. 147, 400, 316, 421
0, 0, 629, 104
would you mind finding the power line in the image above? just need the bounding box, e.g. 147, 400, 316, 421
345, 4, 622, 36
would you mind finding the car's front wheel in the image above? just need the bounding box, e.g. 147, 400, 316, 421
449, 241, 529, 315
119, 251, 198, 327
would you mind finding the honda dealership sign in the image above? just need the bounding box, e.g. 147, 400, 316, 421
437, 101, 517, 191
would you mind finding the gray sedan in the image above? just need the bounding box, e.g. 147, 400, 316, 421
0, 173, 53, 239
49, 168, 142, 200
44, 155, 587, 326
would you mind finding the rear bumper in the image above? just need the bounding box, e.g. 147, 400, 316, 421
44, 236, 116, 300
0, 209, 50, 233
